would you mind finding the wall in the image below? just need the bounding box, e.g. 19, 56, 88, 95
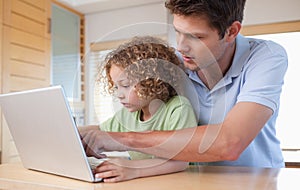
85, 2, 167, 51
84, 0, 300, 56
1, 0, 51, 163
243, 0, 300, 25
85, 0, 300, 47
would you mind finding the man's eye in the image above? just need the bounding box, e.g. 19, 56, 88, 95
188, 34, 199, 40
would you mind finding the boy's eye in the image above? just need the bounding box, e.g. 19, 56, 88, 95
121, 84, 130, 88
119, 82, 130, 88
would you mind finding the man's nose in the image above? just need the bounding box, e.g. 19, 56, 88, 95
176, 35, 190, 54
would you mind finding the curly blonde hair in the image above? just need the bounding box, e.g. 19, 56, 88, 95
97, 36, 184, 103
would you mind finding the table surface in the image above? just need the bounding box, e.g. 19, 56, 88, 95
0, 163, 299, 190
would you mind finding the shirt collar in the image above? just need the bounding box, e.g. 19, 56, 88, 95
188, 34, 251, 91
226, 34, 251, 78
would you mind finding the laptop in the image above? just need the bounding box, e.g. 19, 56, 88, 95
0, 85, 107, 182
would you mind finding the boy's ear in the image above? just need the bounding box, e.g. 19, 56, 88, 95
226, 21, 241, 42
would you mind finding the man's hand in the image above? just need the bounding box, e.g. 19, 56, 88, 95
79, 127, 128, 158
80, 129, 108, 158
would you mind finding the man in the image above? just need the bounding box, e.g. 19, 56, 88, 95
81, 0, 288, 168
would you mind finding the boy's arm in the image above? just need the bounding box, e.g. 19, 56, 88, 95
133, 159, 188, 179
94, 158, 188, 182
77, 125, 99, 132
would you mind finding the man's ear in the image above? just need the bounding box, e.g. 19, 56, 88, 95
226, 21, 241, 42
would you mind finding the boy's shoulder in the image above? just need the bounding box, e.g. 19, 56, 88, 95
166, 95, 192, 108
168, 95, 190, 103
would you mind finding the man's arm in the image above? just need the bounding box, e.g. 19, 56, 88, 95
78, 125, 99, 132
80, 102, 272, 162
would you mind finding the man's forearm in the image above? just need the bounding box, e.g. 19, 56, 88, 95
80, 125, 201, 160
111, 127, 224, 162
81, 103, 271, 163
131, 128, 201, 161
81, 124, 237, 162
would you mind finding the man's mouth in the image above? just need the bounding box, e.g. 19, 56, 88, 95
182, 54, 193, 62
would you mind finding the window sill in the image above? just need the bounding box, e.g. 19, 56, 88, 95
282, 149, 300, 168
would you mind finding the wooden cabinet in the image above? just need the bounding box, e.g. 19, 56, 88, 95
0, 0, 85, 164
0, 0, 3, 163
1, 0, 51, 163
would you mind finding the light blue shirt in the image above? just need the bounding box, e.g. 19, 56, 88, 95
188, 34, 288, 168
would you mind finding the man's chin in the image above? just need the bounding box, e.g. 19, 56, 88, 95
184, 62, 201, 71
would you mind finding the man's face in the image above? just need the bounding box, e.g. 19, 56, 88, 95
173, 14, 228, 71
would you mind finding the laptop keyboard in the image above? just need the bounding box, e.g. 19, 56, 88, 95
87, 152, 130, 170
87, 157, 108, 170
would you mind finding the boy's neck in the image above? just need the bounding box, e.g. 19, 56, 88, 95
140, 99, 164, 121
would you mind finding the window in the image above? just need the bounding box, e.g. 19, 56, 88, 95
51, 4, 81, 100
86, 40, 127, 125
241, 20, 300, 150
87, 49, 116, 125
249, 32, 300, 149
242, 21, 300, 166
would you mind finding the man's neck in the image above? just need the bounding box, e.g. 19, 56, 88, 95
197, 65, 223, 90
197, 41, 236, 90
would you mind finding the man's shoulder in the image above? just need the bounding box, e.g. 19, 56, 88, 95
244, 36, 287, 57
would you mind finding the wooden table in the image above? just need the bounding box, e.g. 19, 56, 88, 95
0, 163, 299, 190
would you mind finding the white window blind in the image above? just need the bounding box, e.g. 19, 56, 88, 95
52, 54, 80, 99
87, 50, 122, 125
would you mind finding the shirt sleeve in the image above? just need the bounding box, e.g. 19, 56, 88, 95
166, 96, 198, 131
100, 110, 125, 132
237, 40, 288, 112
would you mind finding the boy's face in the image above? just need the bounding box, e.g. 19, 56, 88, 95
173, 14, 229, 71
110, 64, 151, 112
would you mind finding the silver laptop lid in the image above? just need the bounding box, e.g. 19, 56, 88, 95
0, 86, 99, 182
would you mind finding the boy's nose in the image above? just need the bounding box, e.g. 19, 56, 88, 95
117, 91, 125, 99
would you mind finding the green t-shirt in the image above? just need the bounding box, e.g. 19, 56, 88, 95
100, 95, 197, 160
